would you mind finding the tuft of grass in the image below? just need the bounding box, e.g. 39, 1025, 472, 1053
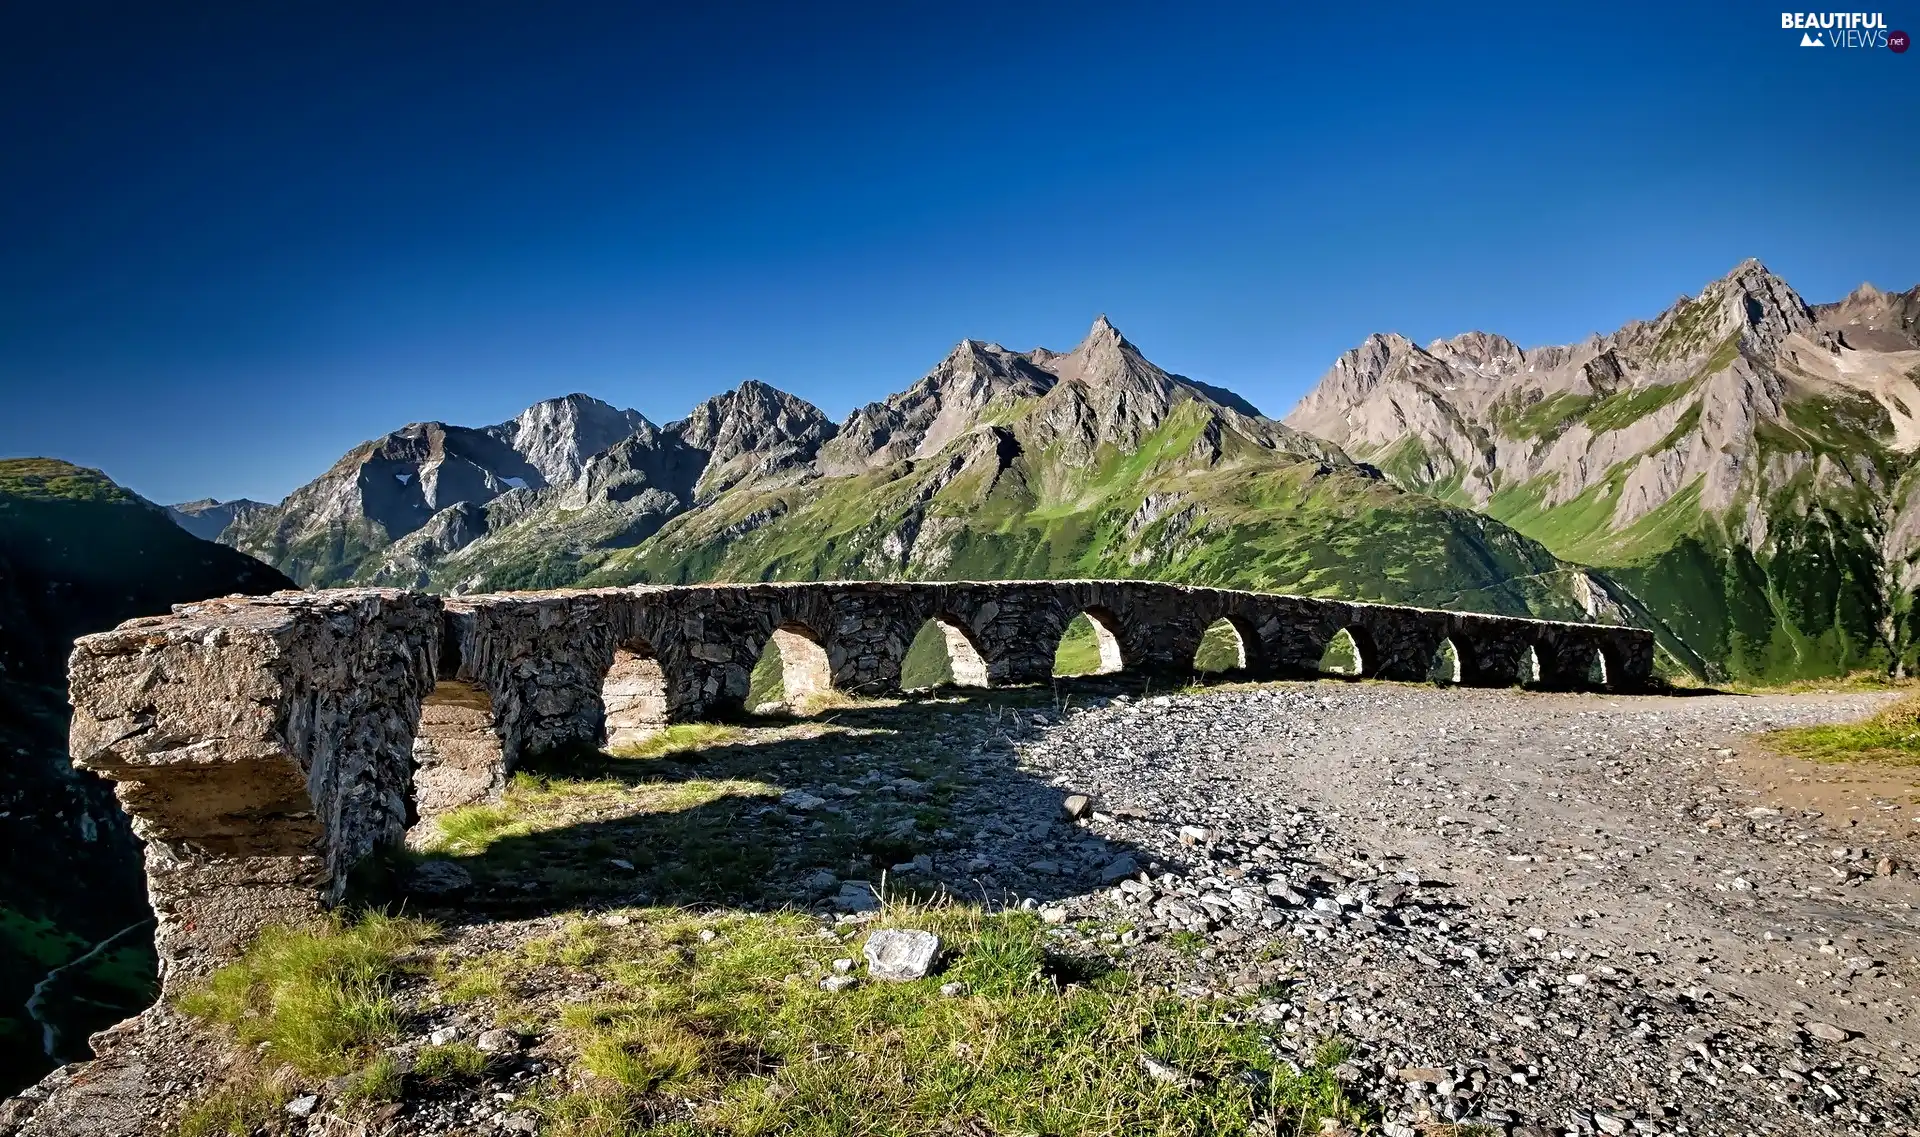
607, 723, 741, 759
1167, 929, 1208, 956
496, 905, 1361, 1137
175, 1069, 294, 1137
414, 1040, 490, 1082
340, 1053, 406, 1104
430, 802, 533, 853
176, 913, 435, 1078
1764, 694, 1920, 768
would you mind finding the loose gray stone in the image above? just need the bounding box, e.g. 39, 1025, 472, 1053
864, 929, 940, 981
833, 882, 880, 913
1138, 1053, 1200, 1090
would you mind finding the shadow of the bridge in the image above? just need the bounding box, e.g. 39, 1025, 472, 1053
406, 684, 1176, 923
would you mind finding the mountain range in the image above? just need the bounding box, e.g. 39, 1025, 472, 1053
209, 316, 1629, 628
182, 262, 1920, 681
1287, 260, 1920, 680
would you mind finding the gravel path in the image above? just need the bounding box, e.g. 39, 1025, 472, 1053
1021, 683, 1920, 1136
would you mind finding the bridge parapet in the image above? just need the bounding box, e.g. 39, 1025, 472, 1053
67, 580, 1652, 982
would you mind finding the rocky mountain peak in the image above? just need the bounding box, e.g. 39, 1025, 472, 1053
486, 393, 651, 486
1704, 258, 1824, 357
818, 338, 1055, 474
671, 381, 836, 500
1039, 315, 1162, 390
1815, 280, 1920, 351
1427, 331, 1525, 375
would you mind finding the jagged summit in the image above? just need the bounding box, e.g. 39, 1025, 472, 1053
484, 393, 651, 485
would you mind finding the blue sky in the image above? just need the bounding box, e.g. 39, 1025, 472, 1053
2, 0, 1914, 504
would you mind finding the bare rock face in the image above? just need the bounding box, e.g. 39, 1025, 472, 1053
226, 396, 655, 586
482, 393, 651, 485
819, 339, 1055, 475
670, 380, 837, 500
1816, 282, 1920, 352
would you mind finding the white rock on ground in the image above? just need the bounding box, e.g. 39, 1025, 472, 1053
863, 929, 940, 981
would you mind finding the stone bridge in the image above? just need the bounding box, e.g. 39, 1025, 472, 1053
65, 580, 1652, 983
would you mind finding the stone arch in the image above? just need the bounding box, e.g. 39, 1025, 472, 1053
1519, 644, 1544, 687
901, 614, 990, 690
1193, 617, 1251, 674
1429, 638, 1462, 685
1585, 644, 1610, 689
1055, 607, 1125, 676
410, 679, 505, 820
603, 639, 669, 749
748, 623, 835, 712
1318, 627, 1370, 677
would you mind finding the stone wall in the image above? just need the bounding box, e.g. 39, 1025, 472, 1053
65, 591, 440, 989
68, 580, 1652, 983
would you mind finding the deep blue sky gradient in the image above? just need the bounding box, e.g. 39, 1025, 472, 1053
3, 0, 1915, 503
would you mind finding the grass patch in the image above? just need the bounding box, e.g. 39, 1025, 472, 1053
341, 1052, 407, 1103
177, 913, 435, 1078
414, 1040, 490, 1082
174, 915, 435, 1133
607, 723, 742, 760
1167, 930, 1208, 956
0, 458, 142, 505
1764, 694, 1920, 767
490, 905, 1361, 1136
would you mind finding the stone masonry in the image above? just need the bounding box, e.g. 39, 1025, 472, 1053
66, 580, 1651, 984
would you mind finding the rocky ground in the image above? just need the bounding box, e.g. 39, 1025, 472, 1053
7, 680, 1917, 1137
1015, 683, 1920, 1135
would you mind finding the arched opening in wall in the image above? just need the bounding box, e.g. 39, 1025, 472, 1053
1054, 609, 1124, 677
603, 642, 668, 751
1193, 618, 1248, 675
901, 616, 990, 691
1518, 645, 1543, 687
1318, 628, 1366, 677
747, 625, 835, 714
1429, 639, 1462, 685
412, 680, 505, 822
1585, 647, 1610, 689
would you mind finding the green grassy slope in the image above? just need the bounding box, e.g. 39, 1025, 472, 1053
1469, 387, 1914, 682
0, 459, 295, 1092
